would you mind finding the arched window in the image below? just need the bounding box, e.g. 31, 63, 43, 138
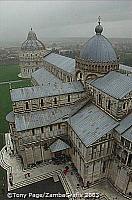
58, 124, 61, 129
25, 102, 29, 110
123, 102, 126, 109
50, 125, 52, 131
40, 99, 44, 107
68, 94, 70, 102
98, 94, 101, 104
80, 72, 82, 79
41, 127, 44, 133
32, 128, 35, 136
54, 97, 57, 104
127, 154, 132, 167
67, 76, 70, 82
107, 99, 111, 110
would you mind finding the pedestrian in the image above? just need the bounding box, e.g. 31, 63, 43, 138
9, 179, 13, 187
27, 172, 30, 177
5, 147, 7, 152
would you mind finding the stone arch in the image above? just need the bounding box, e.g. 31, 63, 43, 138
76, 70, 84, 82
84, 73, 97, 83
84, 73, 97, 87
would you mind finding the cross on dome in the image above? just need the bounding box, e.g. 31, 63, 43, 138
95, 16, 103, 35
98, 16, 101, 25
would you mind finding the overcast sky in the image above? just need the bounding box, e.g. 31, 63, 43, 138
0, 1, 132, 44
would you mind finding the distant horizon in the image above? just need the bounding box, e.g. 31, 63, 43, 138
1, 37, 132, 48
0, 1, 132, 43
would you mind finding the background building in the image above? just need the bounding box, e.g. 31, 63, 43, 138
19, 28, 49, 78
6, 19, 132, 197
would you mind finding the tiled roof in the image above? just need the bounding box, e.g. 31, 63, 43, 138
115, 113, 132, 134
6, 111, 15, 123
119, 64, 132, 73
122, 126, 132, 142
44, 53, 75, 74
32, 68, 62, 86
15, 105, 72, 131
69, 104, 118, 147
50, 139, 70, 153
90, 71, 132, 99
11, 81, 84, 102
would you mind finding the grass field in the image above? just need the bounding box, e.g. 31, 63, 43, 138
0, 64, 32, 195
0, 64, 20, 82
0, 80, 32, 134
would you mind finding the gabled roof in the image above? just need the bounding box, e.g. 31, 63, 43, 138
43, 53, 75, 74
15, 105, 72, 132
13, 98, 90, 132
115, 112, 132, 134
90, 71, 132, 99
119, 64, 132, 73
122, 126, 132, 142
11, 81, 84, 102
69, 104, 118, 147
32, 67, 62, 86
50, 139, 70, 153
6, 111, 15, 123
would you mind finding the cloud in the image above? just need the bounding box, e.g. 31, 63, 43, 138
0, 0, 132, 44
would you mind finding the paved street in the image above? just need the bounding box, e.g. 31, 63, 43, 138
0, 80, 22, 85
11, 177, 68, 200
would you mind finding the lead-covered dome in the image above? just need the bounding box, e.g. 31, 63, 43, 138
21, 28, 45, 51
80, 19, 117, 62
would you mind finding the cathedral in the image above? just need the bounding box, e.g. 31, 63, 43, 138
6, 18, 132, 196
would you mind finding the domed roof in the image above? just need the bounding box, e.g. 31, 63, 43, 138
21, 28, 45, 51
80, 17, 117, 62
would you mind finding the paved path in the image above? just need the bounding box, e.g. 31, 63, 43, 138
0, 133, 130, 200
0, 80, 22, 85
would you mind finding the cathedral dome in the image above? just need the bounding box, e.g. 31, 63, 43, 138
21, 28, 45, 51
80, 18, 117, 62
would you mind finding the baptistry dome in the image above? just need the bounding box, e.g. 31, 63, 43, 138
21, 28, 45, 51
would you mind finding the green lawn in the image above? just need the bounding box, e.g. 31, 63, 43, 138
0, 64, 20, 82
0, 80, 32, 134
0, 64, 32, 133
0, 64, 32, 195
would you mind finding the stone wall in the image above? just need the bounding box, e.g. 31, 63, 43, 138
75, 57, 119, 84
19, 50, 45, 78
12, 92, 85, 113
88, 85, 132, 120
43, 60, 73, 82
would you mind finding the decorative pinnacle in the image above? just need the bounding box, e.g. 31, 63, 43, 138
98, 16, 101, 25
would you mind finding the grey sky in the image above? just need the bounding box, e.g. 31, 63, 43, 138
0, 1, 132, 44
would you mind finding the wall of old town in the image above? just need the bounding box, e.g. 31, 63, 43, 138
12, 92, 86, 113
